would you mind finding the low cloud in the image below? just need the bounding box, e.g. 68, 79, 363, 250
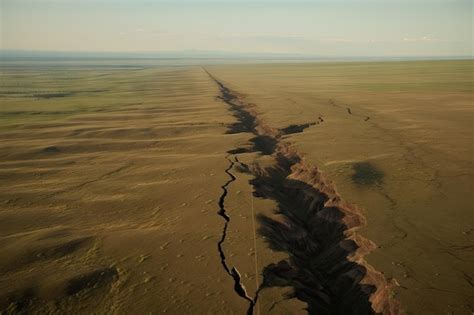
403, 35, 438, 42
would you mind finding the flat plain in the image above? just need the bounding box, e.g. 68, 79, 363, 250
0, 60, 472, 314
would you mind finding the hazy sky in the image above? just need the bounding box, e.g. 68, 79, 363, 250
1, 0, 472, 56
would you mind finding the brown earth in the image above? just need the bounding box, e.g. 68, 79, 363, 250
1, 61, 472, 314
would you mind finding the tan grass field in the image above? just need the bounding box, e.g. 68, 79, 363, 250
0, 60, 472, 314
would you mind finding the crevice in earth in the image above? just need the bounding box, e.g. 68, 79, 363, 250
206, 68, 399, 314
217, 156, 256, 311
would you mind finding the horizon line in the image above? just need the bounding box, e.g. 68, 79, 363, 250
1, 49, 472, 60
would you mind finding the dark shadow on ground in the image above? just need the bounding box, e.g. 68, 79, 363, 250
352, 162, 384, 186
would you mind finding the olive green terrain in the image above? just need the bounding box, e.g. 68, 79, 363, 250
0, 60, 472, 314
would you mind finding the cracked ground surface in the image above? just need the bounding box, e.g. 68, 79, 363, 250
1, 61, 472, 314
0, 65, 309, 314
0, 66, 256, 313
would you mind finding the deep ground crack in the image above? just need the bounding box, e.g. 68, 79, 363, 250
206, 68, 399, 314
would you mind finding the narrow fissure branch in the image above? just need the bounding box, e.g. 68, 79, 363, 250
216, 157, 256, 313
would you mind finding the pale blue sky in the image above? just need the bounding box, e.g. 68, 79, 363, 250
1, 0, 472, 56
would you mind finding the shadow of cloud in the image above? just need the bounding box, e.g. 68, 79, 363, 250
352, 162, 384, 186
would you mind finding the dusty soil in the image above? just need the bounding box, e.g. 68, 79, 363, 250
0, 61, 472, 314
